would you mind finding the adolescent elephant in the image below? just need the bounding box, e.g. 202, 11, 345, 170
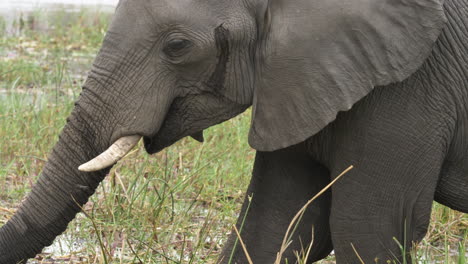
1, 0, 467, 263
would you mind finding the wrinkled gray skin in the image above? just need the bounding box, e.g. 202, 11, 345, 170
1, 0, 467, 263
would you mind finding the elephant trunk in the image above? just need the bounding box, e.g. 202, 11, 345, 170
0, 99, 112, 263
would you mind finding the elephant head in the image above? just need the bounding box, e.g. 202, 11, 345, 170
0, 0, 446, 262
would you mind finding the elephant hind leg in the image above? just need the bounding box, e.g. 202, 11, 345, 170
329, 152, 445, 263
321, 90, 450, 262
435, 161, 468, 213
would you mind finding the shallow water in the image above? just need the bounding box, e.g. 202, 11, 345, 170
0, 0, 117, 36
0, 0, 118, 11
0, 0, 114, 91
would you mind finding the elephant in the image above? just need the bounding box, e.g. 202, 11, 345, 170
0, 0, 467, 262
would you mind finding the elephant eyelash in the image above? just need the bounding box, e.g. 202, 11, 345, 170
163, 38, 194, 61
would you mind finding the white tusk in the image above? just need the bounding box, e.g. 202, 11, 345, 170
78, 135, 141, 172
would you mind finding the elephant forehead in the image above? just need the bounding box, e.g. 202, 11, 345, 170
108, 0, 230, 47
143, 0, 225, 27
113, 0, 250, 40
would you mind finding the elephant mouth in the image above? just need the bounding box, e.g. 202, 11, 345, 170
143, 130, 204, 155
143, 136, 168, 154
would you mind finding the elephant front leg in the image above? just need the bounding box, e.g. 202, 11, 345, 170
219, 144, 333, 264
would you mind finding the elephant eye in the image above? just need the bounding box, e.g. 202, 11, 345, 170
163, 39, 193, 58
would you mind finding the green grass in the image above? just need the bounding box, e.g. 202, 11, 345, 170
0, 7, 467, 264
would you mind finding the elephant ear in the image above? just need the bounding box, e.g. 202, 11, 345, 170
248, 0, 446, 151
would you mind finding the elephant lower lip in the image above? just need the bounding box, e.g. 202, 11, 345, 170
190, 131, 205, 143
144, 130, 205, 154
143, 136, 162, 154
143, 135, 176, 154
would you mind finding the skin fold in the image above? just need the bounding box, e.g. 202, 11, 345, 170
0, 0, 467, 263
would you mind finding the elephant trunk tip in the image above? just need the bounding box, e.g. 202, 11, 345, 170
78, 135, 141, 172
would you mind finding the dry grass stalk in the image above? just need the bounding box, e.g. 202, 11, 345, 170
350, 242, 365, 264
0, 207, 15, 214
233, 225, 254, 264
